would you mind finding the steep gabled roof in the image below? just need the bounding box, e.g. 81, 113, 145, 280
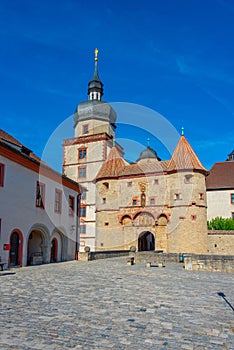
167, 136, 207, 174
206, 161, 234, 189
96, 146, 127, 180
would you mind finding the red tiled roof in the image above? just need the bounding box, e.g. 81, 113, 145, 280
119, 159, 168, 177
206, 161, 234, 189
96, 147, 127, 179
0, 129, 41, 162
167, 136, 207, 173
0, 129, 22, 146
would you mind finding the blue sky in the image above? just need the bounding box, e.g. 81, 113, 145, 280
1, 0, 233, 170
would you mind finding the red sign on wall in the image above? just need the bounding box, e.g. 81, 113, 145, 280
3, 244, 10, 251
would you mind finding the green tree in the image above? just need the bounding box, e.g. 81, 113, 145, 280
207, 217, 234, 230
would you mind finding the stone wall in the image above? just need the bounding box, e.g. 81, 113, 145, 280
207, 230, 234, 255
184, 254, 234, 273
78, 250, 130, 261
132, 251, 180, 263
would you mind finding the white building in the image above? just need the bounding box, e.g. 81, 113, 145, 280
0, 129, 81, 268
206, 150, 234, 220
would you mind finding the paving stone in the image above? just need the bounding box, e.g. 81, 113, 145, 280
0, 258, 234, 349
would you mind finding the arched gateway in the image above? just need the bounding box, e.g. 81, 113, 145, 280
138, 231, 155, 251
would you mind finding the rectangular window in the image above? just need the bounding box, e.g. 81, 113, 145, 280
0, 163, 5, 187
150, 198, 155, 205
102, 198, 106, 204
78, 166, 86, 178
78, 148, 87, 159
80, 225, 86, 234
81, 190, 87, 200
231, 193, 234, 204
80, 206, 86, 217
83, 124, 89, 134
174, 193, 182, 200
55, 189, 62, 213
154, 179, 159, 185
127, 182, 132, 187
36, 181, 45, 209
132, 199, 137, 206
69, 195, 75, 216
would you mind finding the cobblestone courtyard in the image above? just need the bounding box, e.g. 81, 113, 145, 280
0, 258, 234, 350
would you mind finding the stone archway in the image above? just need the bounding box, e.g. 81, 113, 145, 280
51, 229, 68, 262
138, 231, 155, 251
27, 225, 50, 265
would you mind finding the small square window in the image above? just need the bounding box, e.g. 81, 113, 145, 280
105, 222, 109, 226
69, 195, 75, 216
0, 163, 5, 187
83, 124, 89, 134
174, 193, 182, 200
103, 182, 109, 190
150, 198, 155, 205
185, 174, 193, 183
127, 182, 132, 187
154, 179, 159, 185
78, 166, 86, 178
191, 215, 197, 221
55, 189, 62, 213
231, 194, 234, 204
199, 193, 204, 200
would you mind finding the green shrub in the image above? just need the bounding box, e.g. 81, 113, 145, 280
207, 217, 234, 230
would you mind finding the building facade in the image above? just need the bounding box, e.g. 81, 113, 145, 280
63, 51, 209, 254
0, 130, 80, 267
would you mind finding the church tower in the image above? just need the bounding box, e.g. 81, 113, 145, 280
63, 49, 122, 251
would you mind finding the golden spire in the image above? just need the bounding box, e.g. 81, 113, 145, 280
94, 48, 99, 61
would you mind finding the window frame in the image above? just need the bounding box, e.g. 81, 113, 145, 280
54, 188, 62, 214
80, 206, 86, 217
150, 197, 156, 205
0, 163, 5, 187
231, 193, 234, 204
80, 225, 86, 234
132, 198, 138, 206
36, 181, 45, 209
78, 148, 87, 160
174, 193, 182, 200
78, 166, 87, 178
69, 195, 75, 217
82, 124, 89, 134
